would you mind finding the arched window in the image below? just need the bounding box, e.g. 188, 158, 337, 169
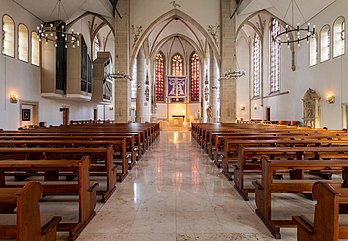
320, 25, 331, 62
333, 16, 345, 58
253, 34, 261, 97
18, 23, 28, 62
270, 18, 280, 93
2, 15, 15, 57
171, 53, 184, 102
190, 52, 200, 102
171, 53, 183, 75
31, 31, 40, 66
155, 52, 165, 102
309, 33, 318, 66
93, 35, 100, 61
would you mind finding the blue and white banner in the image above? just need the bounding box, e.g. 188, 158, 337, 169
167, 76, 186, 98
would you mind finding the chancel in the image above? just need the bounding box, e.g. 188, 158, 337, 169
1, 0, 348, 240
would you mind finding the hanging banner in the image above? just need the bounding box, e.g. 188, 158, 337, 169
167, 75, 186, 98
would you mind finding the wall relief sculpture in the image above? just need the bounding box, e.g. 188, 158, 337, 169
302, 88, 321, 128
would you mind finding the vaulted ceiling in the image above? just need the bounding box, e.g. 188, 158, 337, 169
12, 0, 114, 23
238, 0, 336, 26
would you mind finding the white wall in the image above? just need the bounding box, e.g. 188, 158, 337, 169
236, 0, 348, 129
0, 0, 100, 130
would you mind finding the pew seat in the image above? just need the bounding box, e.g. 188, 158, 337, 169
0, 182, 61, 241
293, 182, 348, 241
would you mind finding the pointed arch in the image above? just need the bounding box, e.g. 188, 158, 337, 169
131, 9, 220, 69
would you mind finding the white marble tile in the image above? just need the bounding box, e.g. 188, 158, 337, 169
176, 211, 224, 234
76, 232, 129, 241
130, 211, 176, 234
176, 233, 277, 241
78, 210, 136, 234
127, 232, 176, 241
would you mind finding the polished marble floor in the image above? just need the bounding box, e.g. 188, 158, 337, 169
74, 130, 304, 241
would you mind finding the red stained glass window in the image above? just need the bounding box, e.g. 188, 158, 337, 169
155, 52, 165, 101
190, 52, 200, 101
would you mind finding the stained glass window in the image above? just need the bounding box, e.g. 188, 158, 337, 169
171, 53, 184, 102
333, 16, 345, 58
253, 34, 261, 97
2, 15, 15, 57
270, 18, 280, 93
31, 31, 40, 66
155, 52, 165, 102
171, 53, 183, 76
320, 25, 331, 62
309, 33, 318, 66
190, 52, 200, 102
18, 24, 28, 62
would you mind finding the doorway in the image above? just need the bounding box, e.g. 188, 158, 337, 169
93, 109, 98, 121
266, 107, 271, 121
61, 108, 69, 126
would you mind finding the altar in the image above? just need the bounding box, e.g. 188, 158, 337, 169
169, 115, 185, 127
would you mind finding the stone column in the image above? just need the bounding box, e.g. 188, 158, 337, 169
135, 47, 146, 122
209, 47, 219, 123
114, 0, 131, 123
220, 0, 237, 123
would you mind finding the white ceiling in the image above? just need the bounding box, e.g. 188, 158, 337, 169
238, 0, 336, 25
12, 0, 113, 23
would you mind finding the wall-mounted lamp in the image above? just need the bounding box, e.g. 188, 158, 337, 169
326, 95, 335, 104
109, 105, 114, 110
254, 104, 257, 110
240, 105, 245, 111
10, 94, 18, 103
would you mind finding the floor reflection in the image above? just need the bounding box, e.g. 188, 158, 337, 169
76, 130, 296, 241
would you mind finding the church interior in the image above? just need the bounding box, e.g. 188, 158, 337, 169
1, 0, 348, 240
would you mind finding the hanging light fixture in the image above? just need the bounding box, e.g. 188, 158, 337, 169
220, 54, 245, 80
272, 0, 315, 47
36, 0, 80, 48
223, 70, 245, 79
107, 72, 132, 81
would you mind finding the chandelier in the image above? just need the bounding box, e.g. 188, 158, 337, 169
107, 72, 132, 81
36, 0, 80, 48
223, 70, 245, 79
272, 0, 315, 47
219, 54, 245, 80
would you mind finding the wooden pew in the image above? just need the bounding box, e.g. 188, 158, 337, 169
0, 133, 137, 167
0, 139, 129, 181
0, 157, 98, 241
212, 133, 348, 166
0, 181, 61, 241
0, 146, 116, 202
293, 182, 348, 241
252, 157, 348, 239
234, 145, 348, 200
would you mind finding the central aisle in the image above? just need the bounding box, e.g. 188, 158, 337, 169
77, 131, 295, 241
